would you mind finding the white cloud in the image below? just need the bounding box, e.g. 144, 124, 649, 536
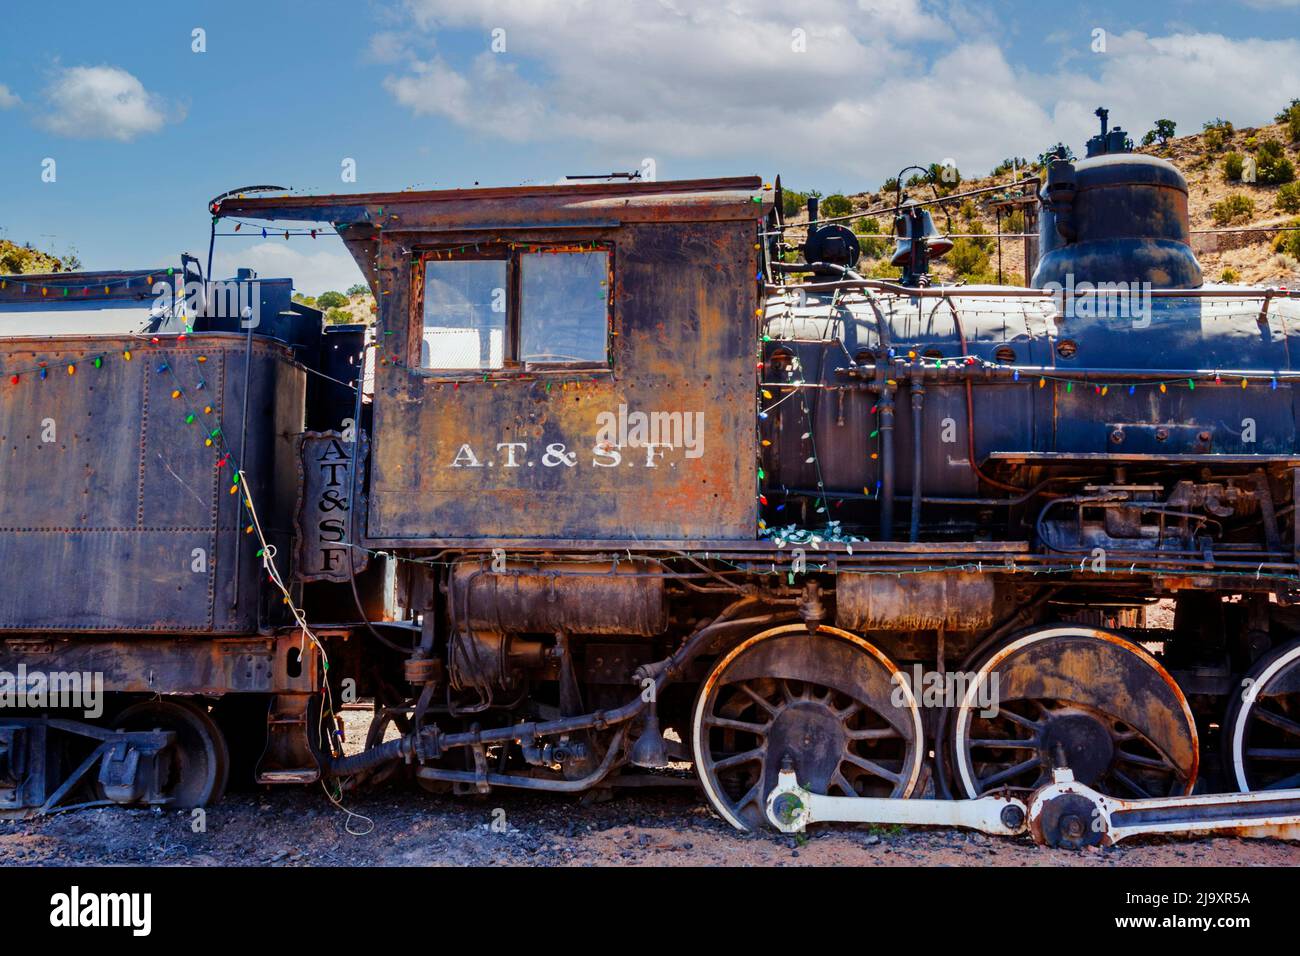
0, 84, 19, 109
377, 1, 1300, 183
1037, 32, 1300, 148
213, 242, 366, 299
40, 65, 179, 141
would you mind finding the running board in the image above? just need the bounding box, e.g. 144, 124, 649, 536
765, 768, 1300, 848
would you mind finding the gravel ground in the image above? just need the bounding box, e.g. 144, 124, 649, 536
5, 701, 1299, 868
3, 784, 1300, 867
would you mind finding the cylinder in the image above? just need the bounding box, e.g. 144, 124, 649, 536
450, 560, 668, 636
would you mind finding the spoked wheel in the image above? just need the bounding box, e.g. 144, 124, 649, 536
1226, 639, 1300, 792
110, 698, 230, 807
951, 626, 1197, 800
691, 624, 923, 831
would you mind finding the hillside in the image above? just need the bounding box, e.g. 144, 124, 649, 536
789, 101, 1300, 288
0, 239, 79, 275
292, 285, 377, 325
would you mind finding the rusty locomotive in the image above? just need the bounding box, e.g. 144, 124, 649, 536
3, 114, 1300, 846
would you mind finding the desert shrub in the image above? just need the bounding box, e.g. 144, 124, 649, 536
1223, 152, 1244, 181
819, 193, 853, 217
1273, 221, 1300, 259
1220, 267, 1240, 283
1277, 183, 1300, 214
1203, 118, 1234, 151
947, 237, 990, 276
1277, 99, 1300, 142
852, 216, 889, 258
1256, 139, 1296, 185
1210, 194, 1255, 225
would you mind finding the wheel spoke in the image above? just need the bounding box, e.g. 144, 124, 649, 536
1245, 747, 1300, 760
1252, 707, 1300, 739
995, 709, 1042, 734
705, 714, 770, 736
733, 681, 778, 716
845, 726, 901, 741
835, 700, 861, 720
712, 747, 765, 773
841, 751, 902, 784
977, 757, 1041, 791
1111, 768, 1153, 799
1116, 748, 1176, 771
830, 770, 858, 796
731, 779, 763, 812
969, 737, 1038, 750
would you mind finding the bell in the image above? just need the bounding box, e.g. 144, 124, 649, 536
889, 204, 953, 265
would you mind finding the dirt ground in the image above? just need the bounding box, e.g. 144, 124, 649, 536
3, 783, 1299, 867
4, 699, 1298, 868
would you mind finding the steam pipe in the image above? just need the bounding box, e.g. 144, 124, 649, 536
876, 358, 896, 539
909, 369, 925, 542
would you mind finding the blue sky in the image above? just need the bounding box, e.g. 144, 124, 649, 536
1, 0, 1297, 294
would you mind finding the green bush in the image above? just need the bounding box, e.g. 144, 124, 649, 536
1210, 194, 1255, 226
1143, 119, 1176, 146
1277, 183, 1300, 214
316, 290, 348, 309
1220, 267, 1240, 283
819, 193, 853, 218
1038, 143, 1074, 167
852, 216, 889, 258
781, 188, 820, 218
947, 237, 990, 277
1223, 152, 1244, 181
1274, 220, 1300, 258
346, 282, 369, 296
326, 308, 353, 325
1256, 139, 1296, 185
1276, 99, 1300, 142
1203, 118, 1234, 151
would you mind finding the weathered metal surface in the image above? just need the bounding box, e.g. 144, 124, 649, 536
952, 626, 1199, 799
1034, 152, 1201, 289
835, 570, 997, 631
0, 634, 319, 694
213, 177, 768, 229
294, 431, 368, 582
0, 333, 304, 632
449, 559, 667, 636
219, 179, 771, 544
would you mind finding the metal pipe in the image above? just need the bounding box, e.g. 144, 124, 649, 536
768, 279, 1300, 300
909, 370, 924, 542
877, 365, 896, 540
231, 313, 255, 609
415, 728, 628, 793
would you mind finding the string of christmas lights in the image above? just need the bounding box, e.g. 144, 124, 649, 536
0, 268, 178, 297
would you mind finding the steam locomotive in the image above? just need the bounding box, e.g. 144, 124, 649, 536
2, 113, 1299, 844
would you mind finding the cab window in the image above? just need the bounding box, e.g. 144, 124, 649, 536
419, 246, 610, 372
